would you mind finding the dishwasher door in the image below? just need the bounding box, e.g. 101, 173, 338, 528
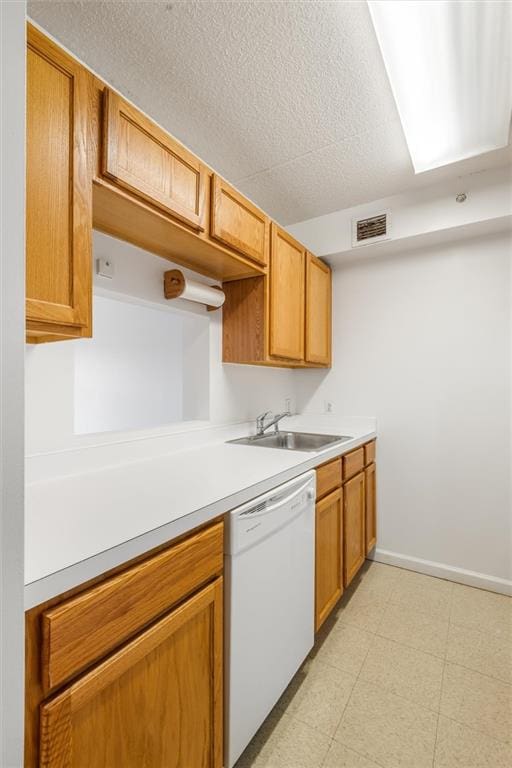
224, 471, 316, 767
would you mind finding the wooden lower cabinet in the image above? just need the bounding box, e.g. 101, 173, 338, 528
343, 471, 366, 587
315, 488, 343, 631
26, 520, 224, 768
365, 462, 377, 554
39, 578, 223, 768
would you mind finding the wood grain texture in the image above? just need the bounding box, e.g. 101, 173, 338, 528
315, 488, 343, 632
365, 462, 377, 554
210, 174, 269, 266
343, 471, 366, 587
26, 24, 92, 342
93, 179, 262, 281
42, 521, 223, 693
316, 457, 342, 501
222, 276, 267, 363
102, 88, 206, 231
305, 253, 331, 366
25, 518, 224, 768
342, 447, 365, 482
364, 439, 376, 466
269, 224, 305, 361
39, 578, 223, 768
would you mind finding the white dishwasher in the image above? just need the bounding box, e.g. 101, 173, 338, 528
224, 470, 316, 767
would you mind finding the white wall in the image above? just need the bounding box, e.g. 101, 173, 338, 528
288, 165, 512, 262
0, 3, 25, 765
296, 232, 512, 587
74, 295, 186, 434
26, 232, 295, 456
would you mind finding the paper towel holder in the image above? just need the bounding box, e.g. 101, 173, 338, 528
163, 269, 224, 311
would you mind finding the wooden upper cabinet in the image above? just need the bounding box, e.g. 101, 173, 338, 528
26, 25, 92, 342
102, 88, 206, 231
39, 579, 223, 768
343, 471, 366, 587
269, 225, 305, 361
210, 175, 269, 266
305, 254, 331, 366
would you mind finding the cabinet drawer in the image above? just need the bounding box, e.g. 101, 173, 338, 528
210, 174, 269, 266
316, 458, 341, 500
102, 88, 206, 231
41, 521, 223, 693
364, 440, 376, 466
342, 447, 365, 482
39, 579, 223, 768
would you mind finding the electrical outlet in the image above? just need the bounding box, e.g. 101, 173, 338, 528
96, 257, 114, 279
285, 397, 293, 414
324, 400, 334, 414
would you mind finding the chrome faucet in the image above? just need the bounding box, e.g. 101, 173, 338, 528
256, 410, 291, 436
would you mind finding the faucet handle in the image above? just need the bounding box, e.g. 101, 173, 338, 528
256, 410, 272, 432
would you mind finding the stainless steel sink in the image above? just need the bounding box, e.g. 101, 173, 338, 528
227, 431, 352, 452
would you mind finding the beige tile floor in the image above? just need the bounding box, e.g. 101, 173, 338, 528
235, 561, 512, 768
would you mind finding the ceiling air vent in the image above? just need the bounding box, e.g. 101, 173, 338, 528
352, 210, 391, 248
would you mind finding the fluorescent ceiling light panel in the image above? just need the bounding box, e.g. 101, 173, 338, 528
368, 0, 512, 173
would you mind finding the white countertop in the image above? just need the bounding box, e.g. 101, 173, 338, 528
25, 415, 376, 608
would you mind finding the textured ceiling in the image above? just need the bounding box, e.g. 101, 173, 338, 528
28, 0, 511, 225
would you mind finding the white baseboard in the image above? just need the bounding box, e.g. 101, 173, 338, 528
368, 548, 512, 596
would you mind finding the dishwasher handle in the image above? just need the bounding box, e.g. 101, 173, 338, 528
238, 478, 314, 520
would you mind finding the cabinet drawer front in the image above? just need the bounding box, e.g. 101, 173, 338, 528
364, 440, 376, 465
102, 89, 206, 231
316, 458, 341, 500
342, 447, 365, 482
42, 521, 223, 692
211, 175, 269, 266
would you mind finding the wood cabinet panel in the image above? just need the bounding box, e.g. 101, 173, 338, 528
26, 25, 92, 341
343, 471, 366, 586
42, 521, 223, 693
210, 175, 269, 266
365, 462, 377, 554
39, 579, 223, 768
305, 254, 331, 365
364, 440, 376, 466
269, 225, 305, 361
315, 488, 343, 631
316, 458, 341, 500
102, 88, 206, 231
342, 447, 365, 482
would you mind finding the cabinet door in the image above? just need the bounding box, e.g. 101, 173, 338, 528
343, 471, 366, 586
39, 579, 223, 768
102, 88, 206, 231
305, 254, 331, 365
269, 225, 305, 360
365, 462, 377, 554
210, 175, 269, 266
26, 26, 92, 341
315, 488, 343, 631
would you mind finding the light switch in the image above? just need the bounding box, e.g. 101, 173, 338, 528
96, 257, 114, 279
